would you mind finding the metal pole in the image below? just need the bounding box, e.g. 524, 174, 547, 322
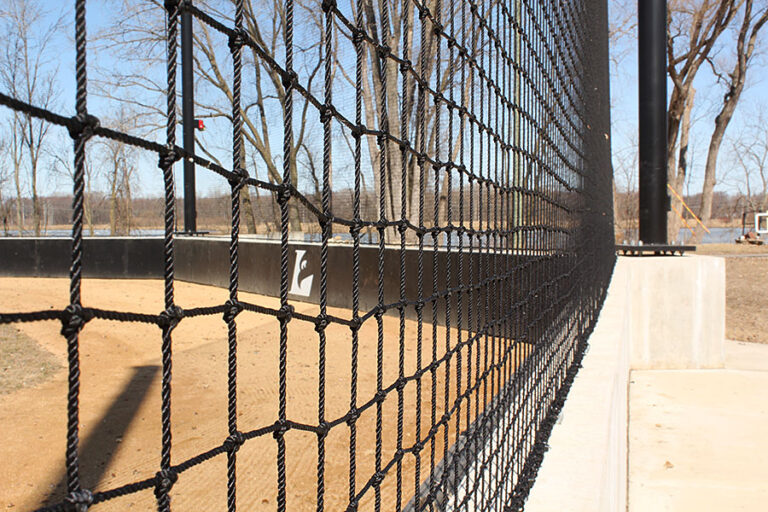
182, 7, 196, 233
638, 0, 667, 244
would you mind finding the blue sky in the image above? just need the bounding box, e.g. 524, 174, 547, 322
608, 0, 768, 195
4, 0, 767, 200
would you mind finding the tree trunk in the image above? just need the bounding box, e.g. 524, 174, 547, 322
240, 186, 258, 234
110, 160, 118, 235
14, 161, 23, 235
698, 98, 739, 238
667, 87, 695, 243
288, 154, 303, 236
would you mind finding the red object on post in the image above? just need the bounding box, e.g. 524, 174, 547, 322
196, 119, 205, 131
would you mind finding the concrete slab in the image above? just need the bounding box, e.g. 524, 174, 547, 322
629, 346, 768, 511
724, 339, 768, 371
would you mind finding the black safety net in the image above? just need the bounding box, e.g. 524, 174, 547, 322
0, 0, 614, 510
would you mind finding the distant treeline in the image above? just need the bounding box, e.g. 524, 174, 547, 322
3, 185, 582, 237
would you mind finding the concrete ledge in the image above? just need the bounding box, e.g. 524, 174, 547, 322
525, 258, 631, 511
526, 255, 726, 511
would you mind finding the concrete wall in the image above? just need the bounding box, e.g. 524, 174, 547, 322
627, 256, 725, 370
525, 254, 725, 512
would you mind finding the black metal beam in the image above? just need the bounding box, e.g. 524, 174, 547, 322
638, 0, 668, 244
182, 8, 196, 233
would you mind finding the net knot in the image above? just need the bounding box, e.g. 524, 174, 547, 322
276, 184, 292, 205
224, 431, 246, 452
276, 304, 294, 323
377, 44, 390, 59
65, 489, 93, 512
351, 28, 364, 46
318, 103, 336, 124
228, 29, 247, 53
349, 315, 362, 332
399, 60, 411, 73
317, 212, 331, 229
348, 221, 362, 238
374, 390, 386, 404
395, 377, 406, 391
350, 124, 364, 139
229, 167, 249, 188
373, 305, 385, 320
397, 222, 408, 235
345, 408, 359, 426
272, 419, 290, 439
68, 113, 100, 141
321, 0, 336, 12
157, 305, 184, 330
414, 300, 425, 313
153, 469, 178, 498
281, 70, 298, 89
316, 421, 330, 438
314, 314, 329, 333
372, 471, 385, 486
60, 304, 92, 338
223, 300, 243, 323
419, 5, 429, 19
158, 145, 182, 169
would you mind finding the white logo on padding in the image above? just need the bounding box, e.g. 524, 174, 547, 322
289, 249, 314, 297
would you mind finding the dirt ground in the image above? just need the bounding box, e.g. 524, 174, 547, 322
0, 278, 522, 511
696, 244, 768, 344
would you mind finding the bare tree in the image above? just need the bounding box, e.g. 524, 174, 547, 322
665, 0, 743, 240
0, 0, 61, 236
330, 0, 486, 242
696, 0, 768, 235
97, 109, 141, 235
0, 135, 12, 234
730, 113, 768, 213
51, 147, 99, 236
96, 0, 324, 236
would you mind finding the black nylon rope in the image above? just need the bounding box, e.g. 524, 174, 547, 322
1, 0, 614, 511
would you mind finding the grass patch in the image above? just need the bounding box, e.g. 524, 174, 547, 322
0, 324, 61, 394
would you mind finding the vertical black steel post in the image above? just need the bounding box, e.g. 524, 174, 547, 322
638, 0, 667, 244
182, 7, 196, 233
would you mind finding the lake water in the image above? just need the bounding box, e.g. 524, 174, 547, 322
2, 226, 745, 244
618, 227, 744, 245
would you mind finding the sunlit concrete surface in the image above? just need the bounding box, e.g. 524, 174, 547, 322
628, 340, 768, 511
524, 258, 630, 512
526, 255, 727, 512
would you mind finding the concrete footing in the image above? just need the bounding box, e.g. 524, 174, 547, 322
525, 255, 728, 511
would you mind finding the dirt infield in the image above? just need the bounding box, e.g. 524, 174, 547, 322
696, 244, 768, 344
0, 278, 522, 511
